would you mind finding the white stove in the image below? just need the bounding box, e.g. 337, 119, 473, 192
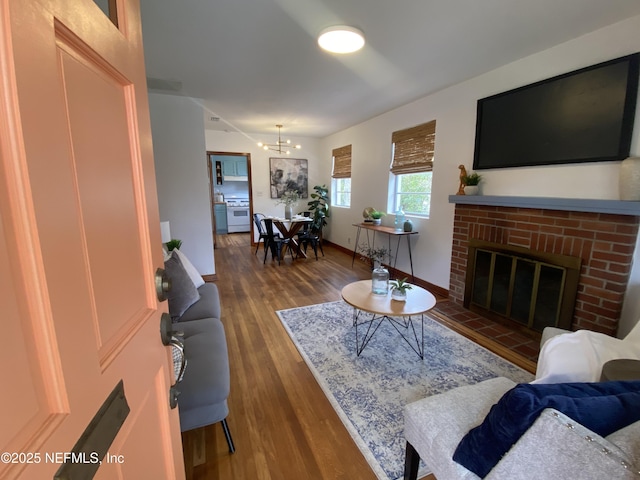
226, 198, 250, 208
226, 197, 250, 233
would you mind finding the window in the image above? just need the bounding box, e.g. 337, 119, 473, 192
394, 172, 432, 215
331, 145, 352, 207
93, 0, 119, 27
334, 178, 351, 207
390, 120, 435, 217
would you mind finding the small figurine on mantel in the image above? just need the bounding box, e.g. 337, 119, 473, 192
457, 164, 468, 195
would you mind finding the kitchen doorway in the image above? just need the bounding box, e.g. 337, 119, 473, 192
207, 151, 254, 249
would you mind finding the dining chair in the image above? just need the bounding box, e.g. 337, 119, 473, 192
253, 213, 270, 255
296, 215, 324, 260
262, 218, 294, 265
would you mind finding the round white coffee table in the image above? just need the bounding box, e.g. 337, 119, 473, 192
341, 280, 436, 359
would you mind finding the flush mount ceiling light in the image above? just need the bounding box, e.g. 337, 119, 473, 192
258, 124, 301, 155
317, 25, 365, 54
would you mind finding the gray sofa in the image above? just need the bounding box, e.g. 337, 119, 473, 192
173, 283, 234, 451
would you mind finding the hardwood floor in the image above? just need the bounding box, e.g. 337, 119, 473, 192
182, 233, 382, 479
180, 233, 533, 479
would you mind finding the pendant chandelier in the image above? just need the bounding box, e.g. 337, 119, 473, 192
258, 124, 301, 155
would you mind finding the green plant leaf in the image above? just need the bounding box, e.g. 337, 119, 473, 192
166, 239, 182, 251
307, 184, 330, 232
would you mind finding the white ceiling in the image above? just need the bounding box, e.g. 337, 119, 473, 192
140, 0, 640, 138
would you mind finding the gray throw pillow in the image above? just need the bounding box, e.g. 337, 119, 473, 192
164, 252, 200, 320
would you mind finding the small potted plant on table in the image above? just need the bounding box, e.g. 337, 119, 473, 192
390, 277, 413, 301
166, 239, 183, 252
369, 210, 385, 225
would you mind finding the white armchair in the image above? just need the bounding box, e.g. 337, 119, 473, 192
534, 320, 640, 384
403, 320, 640, 480
403, 377, 640, 480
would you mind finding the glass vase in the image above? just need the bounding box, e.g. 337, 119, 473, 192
285, 204, 293, 220
394, 206, 405, 231
371, 266, 389, 295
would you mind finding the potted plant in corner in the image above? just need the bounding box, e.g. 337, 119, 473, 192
389, 277, 413, 301
462, 172, 482, 195
307, 184, 330, 235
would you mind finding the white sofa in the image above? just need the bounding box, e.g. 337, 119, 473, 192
403, 322, 640, 480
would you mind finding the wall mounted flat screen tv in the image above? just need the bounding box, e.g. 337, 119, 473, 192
473, 53, 639, 170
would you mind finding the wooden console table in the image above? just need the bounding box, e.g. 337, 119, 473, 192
351, 223, 419, 280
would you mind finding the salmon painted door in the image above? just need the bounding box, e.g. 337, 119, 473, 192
0, 0, 185, 478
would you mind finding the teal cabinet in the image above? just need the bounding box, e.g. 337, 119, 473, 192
222, 158, 248, 177
235, 159, 248, 176
215, 204, 228, 234
221, 159, 234, 177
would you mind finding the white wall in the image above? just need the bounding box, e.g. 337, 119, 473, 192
204, 129, 323, 241
320, 15, 640, 336
149, 16, 640, 335
149, 94, 215, 274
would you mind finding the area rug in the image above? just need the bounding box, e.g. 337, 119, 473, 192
276, 301, 534, 480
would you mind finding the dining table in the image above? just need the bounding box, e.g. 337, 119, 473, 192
269, 216, 313, 259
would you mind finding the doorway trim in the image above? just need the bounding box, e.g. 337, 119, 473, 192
206, 151, 254, 249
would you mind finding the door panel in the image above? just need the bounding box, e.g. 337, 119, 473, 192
115, 370, 177, 479
0, 0, 184, 478
0, 207, 68, 480
57, 33, 150, 361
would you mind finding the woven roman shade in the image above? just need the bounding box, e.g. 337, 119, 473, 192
390, 120, 436, 175
332, 144, 352, 178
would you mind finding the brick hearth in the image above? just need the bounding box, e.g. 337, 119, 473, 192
450, 202, 640, 336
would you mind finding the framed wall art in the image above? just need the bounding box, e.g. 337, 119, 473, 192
269, 157, 308, 199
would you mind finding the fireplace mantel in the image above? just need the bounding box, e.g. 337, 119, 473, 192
449, 195, 640, 216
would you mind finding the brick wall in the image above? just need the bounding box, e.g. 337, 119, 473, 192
450, 204, 640, 335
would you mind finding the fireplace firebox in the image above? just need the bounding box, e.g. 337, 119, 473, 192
465, 240, 581, 334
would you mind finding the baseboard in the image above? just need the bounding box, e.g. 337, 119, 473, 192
325, 240, 354, 257
324, 240, 449, 300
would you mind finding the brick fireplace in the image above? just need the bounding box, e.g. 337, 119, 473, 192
449, 196, 640, 336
